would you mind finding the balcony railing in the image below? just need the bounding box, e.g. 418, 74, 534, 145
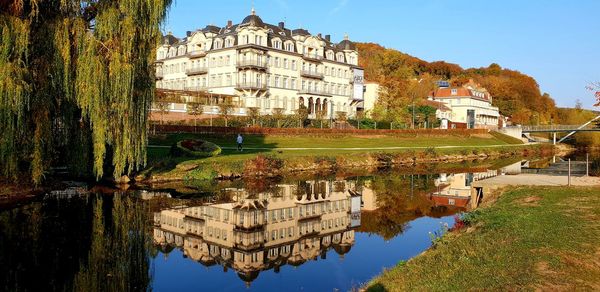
187, 50, 207, 58
298, 88, 332, 97
300, 70, 324, 79
236, 82, 268, 90
185, 66, 208, 76
236, 59, 268, 70
302, 53, 324, 62
184, 86, 208, 92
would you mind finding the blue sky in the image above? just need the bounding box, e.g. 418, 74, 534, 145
164, 0, 600, 109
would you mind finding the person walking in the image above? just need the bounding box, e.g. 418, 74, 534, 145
236, 134, 243, 151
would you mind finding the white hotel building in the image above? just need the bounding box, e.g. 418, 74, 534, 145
155, 9, 365, 119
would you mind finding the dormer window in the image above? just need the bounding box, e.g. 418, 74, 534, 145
336, 53, 344, 62
213, 39, 223, 49
451, 89, 458, 95
327, 51, 334, 60
225, 38, 234, 48
272, 39, 282, 50
285, 42, 294, 52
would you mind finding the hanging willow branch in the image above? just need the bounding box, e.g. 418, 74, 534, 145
0, 0, 172, 184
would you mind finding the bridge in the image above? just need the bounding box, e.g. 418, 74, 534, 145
520, 115, 600, 144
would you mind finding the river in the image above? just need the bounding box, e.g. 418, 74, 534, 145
0, 158, 562, 291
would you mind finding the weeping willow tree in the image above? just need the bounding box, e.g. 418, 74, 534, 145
0, 0, 172, 184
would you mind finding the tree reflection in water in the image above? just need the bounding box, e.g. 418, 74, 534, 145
74, 194, 153, 291
0, 193, 154, 291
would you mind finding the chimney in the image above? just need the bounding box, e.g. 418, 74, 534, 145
227, 20, 232, 28
317, 33, 322, 38
186, 31, 192, 37
278, 21, 285, 29
325, 35, 331, 42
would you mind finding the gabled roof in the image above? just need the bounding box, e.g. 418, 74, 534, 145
431, 87, 491, 102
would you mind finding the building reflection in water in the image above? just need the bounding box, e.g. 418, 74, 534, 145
151, 162, 523, 286
152, 180, 362, 286
429, 161, 522, 209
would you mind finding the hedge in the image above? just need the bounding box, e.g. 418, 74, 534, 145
153, 125, 489, 138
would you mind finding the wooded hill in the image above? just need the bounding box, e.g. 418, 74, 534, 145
357, 42, 557, 125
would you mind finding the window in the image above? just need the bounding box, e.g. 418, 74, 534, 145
451, 89, 458, 95
274, 57, 280, 67
283, 58, 288, 69
291, 78, 297, 90
255, 35, 263, 45
291, 60, 297, 70
274, 76, 280, 87
285, 42, 294, 52
283, 77, 288, 89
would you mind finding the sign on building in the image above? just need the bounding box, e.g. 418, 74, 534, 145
353, 68, 364, 101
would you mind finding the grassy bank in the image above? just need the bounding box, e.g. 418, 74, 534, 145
367, 186, 600, 291
138, 131, 545, 182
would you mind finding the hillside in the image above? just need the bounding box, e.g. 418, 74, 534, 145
356, 43, 557, 125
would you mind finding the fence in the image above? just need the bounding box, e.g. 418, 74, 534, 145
150, 124, 489, 137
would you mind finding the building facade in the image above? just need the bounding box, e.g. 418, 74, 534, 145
429, 81, 500, 129
154, 9, 364, 120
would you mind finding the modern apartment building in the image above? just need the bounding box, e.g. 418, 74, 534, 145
154, 9, 365, 120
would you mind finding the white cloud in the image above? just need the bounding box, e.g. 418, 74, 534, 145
329, 0, 349, 15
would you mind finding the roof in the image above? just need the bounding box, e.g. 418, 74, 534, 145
162, 33, 179, 45
421, 100, 451, 111
431, 87, 491, 102
241, 12, 264, 27
159, 9, 358, 62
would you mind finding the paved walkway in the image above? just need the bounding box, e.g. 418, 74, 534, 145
473, 174, 600, 187
147, 143, 530, 151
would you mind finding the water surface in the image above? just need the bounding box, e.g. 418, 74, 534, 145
0, 161, 523, 291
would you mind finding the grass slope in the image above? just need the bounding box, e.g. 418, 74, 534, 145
367, 186, 600, 291
141, 132, 536, 181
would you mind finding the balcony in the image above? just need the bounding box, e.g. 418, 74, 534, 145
187, 50, 207, 59
301, 70, 324, 80
184, 86, 208, 92
298, 88, 332, 97
236, 82, 268, 91
236, 59, 268, 70
185, 66, 208, 76
302, 53, 323, 63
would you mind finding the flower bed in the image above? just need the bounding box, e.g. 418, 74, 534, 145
171, 139, 221, 158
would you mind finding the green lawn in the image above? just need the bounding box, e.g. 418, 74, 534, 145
367, 186, 600, 291
149, 132, 521, 150
140, 132, 532, 181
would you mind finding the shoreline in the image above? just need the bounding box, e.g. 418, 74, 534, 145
365, 182, 600, 291
137, 144, 554, 183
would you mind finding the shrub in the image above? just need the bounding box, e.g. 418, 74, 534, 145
244, 155, 284, 176
424, 147, 437, 157
171, 139, 221, 158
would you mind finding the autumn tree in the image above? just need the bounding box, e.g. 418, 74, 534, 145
0, 0, 172, 184
186, 102, 203, 128
247, 107, 260, 126
218, 103, 235, 127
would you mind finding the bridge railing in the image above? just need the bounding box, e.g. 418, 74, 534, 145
521, 125, 596, 132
